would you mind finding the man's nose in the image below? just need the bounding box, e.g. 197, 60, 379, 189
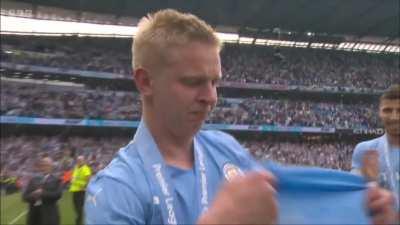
198, 82, 217, 106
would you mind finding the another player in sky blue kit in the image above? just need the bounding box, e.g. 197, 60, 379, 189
352, 84, 400, 220
85, 9, 397, 225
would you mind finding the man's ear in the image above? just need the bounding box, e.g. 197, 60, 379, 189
133, 68, 153, 96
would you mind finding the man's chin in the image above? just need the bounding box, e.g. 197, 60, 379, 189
193, 120, 205, 128
188, 120, 204, 131
176, 120, 202, 133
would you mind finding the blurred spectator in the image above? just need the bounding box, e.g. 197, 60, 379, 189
22, 157, 63, 225
69, 155, 91, 225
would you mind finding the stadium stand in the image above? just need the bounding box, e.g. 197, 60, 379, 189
1, 80, 380, 128
0, 32, 393, 176
2, 1, 399, 224
0, 0, 397, 203
1, 35, 398, 91
1, 134, 358, 183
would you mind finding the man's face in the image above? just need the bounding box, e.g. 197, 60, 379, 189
36, 158, 53, 174
76, 156, 84, 166
379, 99, 400, 136
149, 42, 221, 137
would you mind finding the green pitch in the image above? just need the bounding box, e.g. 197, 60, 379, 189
1, 191, 77, 225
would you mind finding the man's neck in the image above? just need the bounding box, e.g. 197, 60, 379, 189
163, 150, 194, 170
144, 115, 195, 169
387, 133, 400, 148
153, 135, 195, 170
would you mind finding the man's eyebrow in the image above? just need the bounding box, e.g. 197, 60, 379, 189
180, 73, 220, 80
381, 106, 394, 111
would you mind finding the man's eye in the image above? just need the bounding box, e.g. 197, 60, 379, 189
212, 79, 220, 86
183, 79, 200, 86
382, 108, 393, 113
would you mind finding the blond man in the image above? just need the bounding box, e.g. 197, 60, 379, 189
85, 9, 396, 225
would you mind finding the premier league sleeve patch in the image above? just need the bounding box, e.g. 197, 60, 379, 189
223, 163, 244, 181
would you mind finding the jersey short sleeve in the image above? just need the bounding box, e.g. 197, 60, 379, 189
85, 175, 146, 225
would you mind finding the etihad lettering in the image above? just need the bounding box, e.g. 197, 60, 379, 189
353, 128, 384, 135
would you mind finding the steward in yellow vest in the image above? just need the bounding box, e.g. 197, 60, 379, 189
69, 156, 91, 225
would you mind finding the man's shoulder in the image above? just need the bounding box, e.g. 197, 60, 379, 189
197, 129, 256, 164
83, 164, 92, 172
88, 142, 149, 197
85, 142, 155, 224
197, 129, 243, 152
352, 136, 383, 169
49, 174, 61, 182
354, 136, 382, 154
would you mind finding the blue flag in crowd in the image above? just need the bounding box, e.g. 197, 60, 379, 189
263, 162, 371, 225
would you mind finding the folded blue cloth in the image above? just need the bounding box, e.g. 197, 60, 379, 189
263, 161, 371, 225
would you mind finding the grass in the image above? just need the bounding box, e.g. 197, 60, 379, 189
1, 191, 77, 225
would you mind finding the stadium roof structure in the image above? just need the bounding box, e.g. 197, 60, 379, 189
8, 0, 399, 39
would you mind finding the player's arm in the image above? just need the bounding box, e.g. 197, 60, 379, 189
41, 176, 63, 202
351, 144, 379, 181
22, 179, 39, 203
351, 144, 364, 176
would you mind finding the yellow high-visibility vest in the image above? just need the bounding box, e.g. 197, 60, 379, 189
69, 164, 92, 192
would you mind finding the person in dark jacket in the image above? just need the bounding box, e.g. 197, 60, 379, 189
23, 157, 63, 225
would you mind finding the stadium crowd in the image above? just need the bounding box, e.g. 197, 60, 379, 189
1, 135, 355, 182
243, 139, 353, 170
1, 82, 142, 120
1, 35, 398, 91
1, 36, 130, 75
0, 36, 393, 209
210, 97, 379, 128
2, 81, 380, 129
0, 135, 125, 186
221, 45, 398, 90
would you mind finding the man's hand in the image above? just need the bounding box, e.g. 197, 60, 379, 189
198, 171, 277, 225
367, 185, 398, 225
31, 188, 43, 199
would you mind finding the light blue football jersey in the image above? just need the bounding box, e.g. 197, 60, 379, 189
85, 121, 260, 225
352, 134, 400, 210
85, 121, 372, 225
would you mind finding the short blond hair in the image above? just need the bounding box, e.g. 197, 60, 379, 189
132, 9, 221, 69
